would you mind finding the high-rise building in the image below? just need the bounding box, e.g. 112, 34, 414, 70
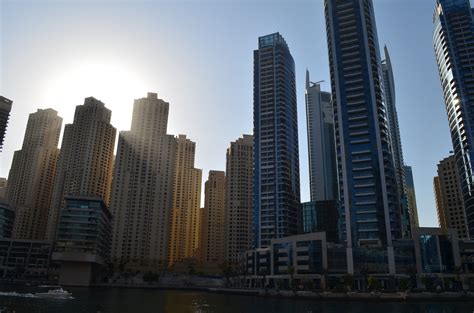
200, 170, 226, 268
224, 135, 254, 264
46, 97, 116, 241
433, 0, 474, 238
301, 200, 339, 243
110, 93, 176, 270
382, 47, 412, 239
169, 135, 202, 266
434, 155, 468, 239
325, 0, 401, 274
0, 199, 14, 239
253, 33, 301, 248
6, 109, 62, 240
0, 96, 12, 151
404, 165, 420, 229
305, 70, 338, 202
0, 178, 7, 199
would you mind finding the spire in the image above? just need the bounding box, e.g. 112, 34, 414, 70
306, 69, 310, 90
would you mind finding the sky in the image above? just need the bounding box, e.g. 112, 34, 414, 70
0, 0, 462, 227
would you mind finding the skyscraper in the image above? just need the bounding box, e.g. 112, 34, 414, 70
305, 70, 338, 202
0, 96, 12, 151
46, 97, 116, 241
7, 109, 62, 240
404, 165, 419, 229
224, 135, 253, 264
382, 46, 412, 239
169, 135, 202, 266
200, 170, 226, 268
110, 93, 176, 270
433, 0, 474, 238
434, 155, 468, 239
325, 0, 401, 274
253, 32, 301, 248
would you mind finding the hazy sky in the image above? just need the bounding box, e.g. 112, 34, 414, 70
0, 0, 463, 227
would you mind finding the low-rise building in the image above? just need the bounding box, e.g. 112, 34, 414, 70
0, 239, 52, 280
52, 196, 112, 286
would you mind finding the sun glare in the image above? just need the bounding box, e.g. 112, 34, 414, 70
41, 59, 148, 131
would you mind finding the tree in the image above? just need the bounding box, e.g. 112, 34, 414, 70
367, 275, 380, 292
421, 275, 434, 291
399, 277, 410, 292
343, 274, 354, 291
143, 271, 159, 284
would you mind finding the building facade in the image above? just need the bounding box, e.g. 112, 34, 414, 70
169, 135, 202, 266
305, 70, 338, 202
434, 155, 468, 239
0, 96, 12, 151
200, 170, 226, 270
325, 0, 401, 274
46, 97, 116, 241
404, 165, 420, 229
52, 196, 112, 286
6, 109, 62, 240
0, 199, 14, 239
225, 135, 254, 264
433, 0, 474, 238
110, 93, 176, 270
0, 239, 52, 280
382, 47, 412, 239
253, 33, 301, 248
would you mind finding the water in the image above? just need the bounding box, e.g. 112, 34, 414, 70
0, 286, 473, 313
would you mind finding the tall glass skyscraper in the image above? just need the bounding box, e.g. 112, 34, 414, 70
305, 70, 338, 202
253, 33, 301, 248
325, 0, 401, 274
381, 46, 412, 239
433, 0, 474, 239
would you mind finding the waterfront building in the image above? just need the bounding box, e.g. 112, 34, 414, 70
52, 196, 112, 286
224, 135, 254, 264
110, 93, 176, 270
325, 0, 401, 274
434, 155, 468, 239
413, 227, 461, 278
200, 170, 226, 272
305, 70, 338, 202
302, 201, 339, 243
169, 135, 202, 267
0, 178, 6, 199
6, 109, 62, 240
253, 32, 301, 248
0, 199, 14, 238
433, 0, 474, 238
0, 239, 52, 279
405, 165, 420, 229
0, 96, 12, 151
46, 97, 116, 241
382, 47, 412, 239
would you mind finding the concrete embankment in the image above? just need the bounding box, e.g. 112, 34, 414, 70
93, 284, 474, 302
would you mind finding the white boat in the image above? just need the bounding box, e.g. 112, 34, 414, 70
35, 288, 72, 299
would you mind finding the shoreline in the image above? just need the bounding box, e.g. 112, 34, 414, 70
91, 284, 474, 302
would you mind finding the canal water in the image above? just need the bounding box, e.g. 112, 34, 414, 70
0, 286, 472, 313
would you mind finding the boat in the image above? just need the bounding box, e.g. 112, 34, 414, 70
35, 288, 72, 299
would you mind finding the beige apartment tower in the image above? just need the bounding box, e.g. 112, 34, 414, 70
224, 135, 253, 264
200, 170, 226, 270
111, 93, 176, 270
434, 155, 468, 239
7, 109, 62, 239
168, 135, 202, 266
46, 97, 116, 241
